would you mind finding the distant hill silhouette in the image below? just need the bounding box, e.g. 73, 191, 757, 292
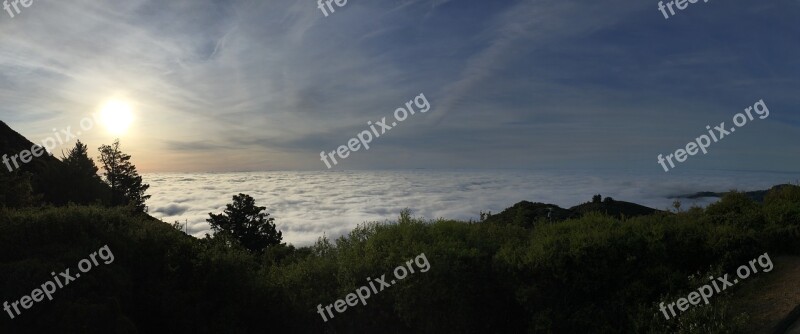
570, 197, 661, 218
671, 184, 796, 203
482, 201, 572, 228
484, 195, 661, 227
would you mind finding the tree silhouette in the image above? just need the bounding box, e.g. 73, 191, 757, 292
98, 139, 150, 212
64, 140, 98, 177
61, 140, 108, 204
207, 193, 283, 253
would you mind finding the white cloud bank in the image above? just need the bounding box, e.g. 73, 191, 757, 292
144, 169, 800, 246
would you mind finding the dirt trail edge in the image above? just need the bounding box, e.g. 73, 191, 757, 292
728, 256, 800, 333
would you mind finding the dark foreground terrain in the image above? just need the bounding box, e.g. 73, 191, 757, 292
1, 184, 799, 333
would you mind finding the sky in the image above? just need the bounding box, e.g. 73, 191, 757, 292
0, 0, 798, 173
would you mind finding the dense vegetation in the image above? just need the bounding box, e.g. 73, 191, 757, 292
0, 185, 798, 333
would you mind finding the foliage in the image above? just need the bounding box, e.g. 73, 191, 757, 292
0, 171, 37, 208
0, 206, 291, 334
207, 193, 283, 253
98, 140, 150, 212
55, 140, 110, 205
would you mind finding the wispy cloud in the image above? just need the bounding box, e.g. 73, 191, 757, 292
0, 0, 796, 172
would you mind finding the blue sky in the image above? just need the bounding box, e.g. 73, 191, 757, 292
0, 0, 798, 172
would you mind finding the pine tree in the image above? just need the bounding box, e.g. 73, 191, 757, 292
64, 140, 99, 178
61, 140, 108, 205
98, 139, 150, 212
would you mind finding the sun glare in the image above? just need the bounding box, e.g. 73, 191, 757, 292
100, 100, 134, 135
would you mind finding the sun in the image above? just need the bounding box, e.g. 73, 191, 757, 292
100, 100, 134, 135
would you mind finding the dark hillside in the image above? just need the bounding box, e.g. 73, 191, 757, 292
0, 206, 291, 334
485, 196, 662, 227
482, 201, 572, 227
569, 197, 661, 219
0, 121, 61, 174
0, 121, 110, 206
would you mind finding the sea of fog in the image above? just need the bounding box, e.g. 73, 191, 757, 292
143, 169, 800, 246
